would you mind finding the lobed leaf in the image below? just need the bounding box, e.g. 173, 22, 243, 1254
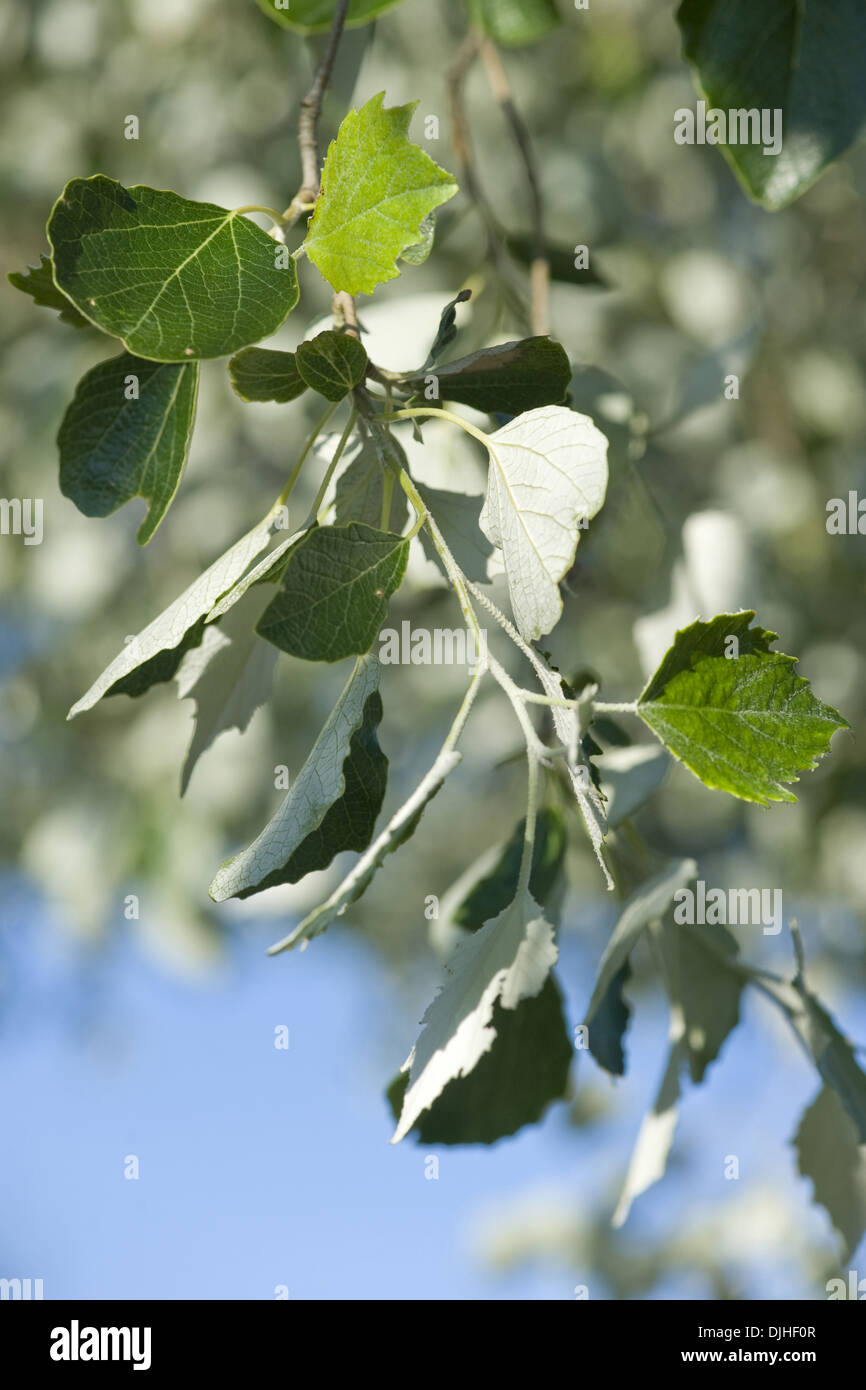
58, 351, 198, 544
637, 612, 849, 805
8, 254, 91, 328
303, 93, 458, 295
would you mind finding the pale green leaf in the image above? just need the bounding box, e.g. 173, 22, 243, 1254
255, 0, 404, 35
794, 1085, 866, 1258
268, 747, 461, 953
391, 888, 559, 1143
176, 586, 278, 796
612, 1039, 684, 1228
478, 405, 609, 640
303, 93, 458, 295
210, 655, 386, 900
468, 0, 560, 47
69, 517, 278, 717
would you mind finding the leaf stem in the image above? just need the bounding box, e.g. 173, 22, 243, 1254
271, 400, 340, 513
312, 409, 357, 523
234, 204, 290, 228
386, 404, 491, 449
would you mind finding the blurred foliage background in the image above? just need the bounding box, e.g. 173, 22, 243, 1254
1, 0, 865, 1298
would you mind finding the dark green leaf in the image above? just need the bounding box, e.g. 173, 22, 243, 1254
270, 746, 462, 952
421, 288, 472, 370
661, 920, 742, 1084
210, 655, 386, 900
8, 254, 91, 328
386, 975, 571, 1145
452, 807, 567, 930
228, 348, 307, 403
334, 436, 408, 532
57, 351, 198, 544
506, 234, 606, 286
296, 330, 368, 401
637, 612, 848, 805
256, 522, 410, 662
415, 484, 494, 583
677, 0, 866, 209
584, 859, 697, 1076
48, 176, 299, 361
401, 336, 570, 415
789, 981, 866, 1143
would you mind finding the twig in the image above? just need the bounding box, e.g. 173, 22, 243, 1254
477, 36, 549, 336
447, 31, 506, 270
333, 290, 360, 338
285, 0, 351, 224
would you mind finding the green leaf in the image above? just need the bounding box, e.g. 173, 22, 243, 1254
468, 0, 560, 47
333, 436, 408, 532
637, 612, 849, 806
303, 93, 458, 295
505, 234, 606, 286
255, 0, 404, 35
612, 1040, 684, 1228
401, 337, 571, 415
421, 288, 472, 370
415, 484, 494, 583
788, 980, 866, 1143
210, 655, 386, 900
794, 1086, 866, 1258
386, 975, 572, 1145
295, 330, 368, 401
399, 211, 437, 266
676, 0, 866, 210
391, 888, 559, 1143
57, 351, 198, 544
583, 859, 697, 1076
175, 587, 278, 796
48, 176, 299, 361
8, 254, 91, 328
228, 348, 307, 404
478, 405, 609, 640
256, 522, 410, 662
452, 808, 567, 931
659, 920, 742, 1084
69, 516, 278, 716
269, 746, 462, 952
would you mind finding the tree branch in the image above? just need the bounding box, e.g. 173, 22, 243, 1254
285, 0, 351, 224
477, 36, 549, 336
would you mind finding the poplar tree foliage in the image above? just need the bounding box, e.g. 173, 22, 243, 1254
10, 0, 866, 1251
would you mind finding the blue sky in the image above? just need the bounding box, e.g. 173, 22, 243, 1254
2, 871, 862, 1301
